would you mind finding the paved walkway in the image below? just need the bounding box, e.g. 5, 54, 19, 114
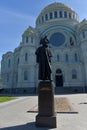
0, 94, 87, 130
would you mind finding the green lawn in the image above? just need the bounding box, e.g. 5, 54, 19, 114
0, 96, 16, 103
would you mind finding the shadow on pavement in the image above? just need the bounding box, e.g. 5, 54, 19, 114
0, 122, 52, 130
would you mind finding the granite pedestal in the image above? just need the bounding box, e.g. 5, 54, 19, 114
36, 81, 57, 128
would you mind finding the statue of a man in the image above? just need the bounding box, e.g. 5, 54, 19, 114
35, 36, 52, 80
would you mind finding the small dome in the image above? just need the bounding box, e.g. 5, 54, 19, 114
23, 26, 35, 35
36, 2, 79, 26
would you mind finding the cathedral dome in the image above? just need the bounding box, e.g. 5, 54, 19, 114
41, 2, 73, 12
36, 2, 79, 26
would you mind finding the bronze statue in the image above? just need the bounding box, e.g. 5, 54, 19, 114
35, 36, 52, 80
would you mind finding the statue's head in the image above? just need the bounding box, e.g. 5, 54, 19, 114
40, 36, 49, 46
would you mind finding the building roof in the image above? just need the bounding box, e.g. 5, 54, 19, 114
40, 2, 73, 14
36, 2, 78, 26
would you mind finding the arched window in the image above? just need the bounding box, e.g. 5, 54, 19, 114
45, 14, 48, 20
69, 13, 71, 19
39, 19, 41, 24
73, 14, 75, 19
59, 11, 62, 18
75, 53, 78, 62
31, 36, 33, 43
57, 54, 60, 61
25, 53, 28, 61
64, 11, 67, 18
72, 69, 77, 79
24, 71, 28, 80
50, 12, 53, 19
42, 16, 44, 22
56, 69, 62, 74
65, 54, 69, 63
8, 59, 11, 68
54, 11, 57, 18
26, 36, 28, 43
17, 58, 19, 64
82, 31, 85, 39
16, 73, 18, 82
70, 37, 74, 46
7, 73, 9, 82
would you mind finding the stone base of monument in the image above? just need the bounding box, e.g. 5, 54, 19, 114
36, 114, 56, 128
36, 81, 57, 128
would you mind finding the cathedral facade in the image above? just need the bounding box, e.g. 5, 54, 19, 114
1, 2, 87, 93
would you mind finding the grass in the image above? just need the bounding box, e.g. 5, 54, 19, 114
0, 96, 16, 103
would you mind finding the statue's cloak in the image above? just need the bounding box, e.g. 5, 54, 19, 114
35, 46, 52, 80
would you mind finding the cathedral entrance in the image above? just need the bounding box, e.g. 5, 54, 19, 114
55, 69, 63, 87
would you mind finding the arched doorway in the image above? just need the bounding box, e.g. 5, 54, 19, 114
55, 69, 63, 87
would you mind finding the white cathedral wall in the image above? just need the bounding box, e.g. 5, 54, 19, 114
1, 36, 85, 89
1, 52, 14, 88
16, 45, 36, 88
52, 60, 84, 87
17, 65, 36, 88
81, 42, 87, 86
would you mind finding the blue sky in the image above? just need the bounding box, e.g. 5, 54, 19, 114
0, 0, 87, 66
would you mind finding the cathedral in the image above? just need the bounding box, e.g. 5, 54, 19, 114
1, 2, 87, 93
